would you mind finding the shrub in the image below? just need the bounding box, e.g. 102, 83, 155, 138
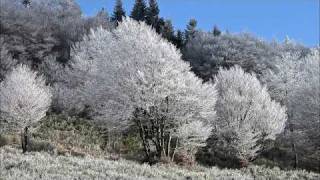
33, 114, 106, 157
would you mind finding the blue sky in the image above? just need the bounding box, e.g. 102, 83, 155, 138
76, 0, 319, 46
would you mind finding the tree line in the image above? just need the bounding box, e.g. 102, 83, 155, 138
111, 0, 209, 50
0, 0, 319, 172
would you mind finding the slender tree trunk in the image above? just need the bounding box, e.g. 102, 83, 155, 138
289, 116, 298, 169
291, 132, 298, 169
134, 108, 151, 162
136, 120, 150, 161
285, 89, 298, 169
167, 135, 171, 157
171, 139, 178, 161
107, 129, 111, 150
21, 126, 29, 153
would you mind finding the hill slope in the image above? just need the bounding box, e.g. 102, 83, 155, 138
0, 146, 319, 180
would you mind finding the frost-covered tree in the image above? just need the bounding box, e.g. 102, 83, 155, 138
183, 32, 280, 81
208, 66, 287, 167
275, 37, 310, 58
262, 49, 320, 169
85, 8, 113, 32
0, 65, 52, 152
67, 18, 217, 162
175, 120, 212, 161
292, 49, 320, 142
291, 49, 320, 169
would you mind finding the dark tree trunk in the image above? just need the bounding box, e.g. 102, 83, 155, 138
285, 89, 298, 169
292, 142, 298, 169
289, 121, 298, 169
135, 118, 151, 161
21, 126, 29, 153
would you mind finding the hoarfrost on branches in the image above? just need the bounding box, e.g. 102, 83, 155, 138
67, 18, 217, 161
210, 66, 287, 164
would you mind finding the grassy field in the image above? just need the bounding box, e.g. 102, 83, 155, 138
1, 146, 319, 180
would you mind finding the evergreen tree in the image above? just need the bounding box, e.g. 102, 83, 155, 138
146, 0, 160, 27
185, 19, 197, 41
213, 25, 221, 36
22, 0, 31, 7
130, 0, 147, 21
160, 20, 175, 42
173, 30, 184, 49
154, 17, 165, 34
112, 0, 126, 24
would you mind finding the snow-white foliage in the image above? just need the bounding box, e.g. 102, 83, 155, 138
275, 37, 311, 58
51, 84, 85, 115
29, 55, 80, 114
0, 146, 319, 180
85, 8, 114, 32
212, 66, 287, 161
0, 65, 52, 133
175, 120, 212, 153
67, 18, 217, 155
261, 52, 301, 103
291, 49, 320, 148
262, 49, 320, 161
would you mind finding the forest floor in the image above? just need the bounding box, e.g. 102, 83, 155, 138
1, 146, 319, 180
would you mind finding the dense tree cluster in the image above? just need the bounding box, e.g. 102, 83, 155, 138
182, 32, 280, 81
0, 0, 113, 68
115, 0, 195, 48
0, 0, 82, 65
182, 31, 311, 82
261, 49, 320, 169
130, 0, 147, 21
0, 0, 318, 172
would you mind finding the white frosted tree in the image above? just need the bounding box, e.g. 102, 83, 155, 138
174, 120, 212, 161
0, 65, 52, 152
210, 66, 287, 167
36, 56, 83, 115
292, 49, 320, 143
67, 18, 217, 162
262, 49, 320, 169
